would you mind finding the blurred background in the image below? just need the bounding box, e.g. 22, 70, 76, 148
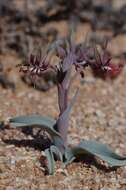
0, 0, 126, 91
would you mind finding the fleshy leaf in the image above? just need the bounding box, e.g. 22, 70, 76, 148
50, 145, 63, 162
45, 148, 55, 175
9, 115, 61, 139
45, 145, 63, 175
52, 135, 65, 155
64, 147, 76, 165
68, 140, 126, 167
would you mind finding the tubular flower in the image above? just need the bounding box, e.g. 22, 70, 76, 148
88, 44, 122, 78
20, 52, 50, 76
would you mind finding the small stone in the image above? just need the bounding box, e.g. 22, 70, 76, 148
119, 179, 126, 185
100, 187, 109, 190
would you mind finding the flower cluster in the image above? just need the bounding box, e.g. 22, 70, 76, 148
56, 38, 122, 79
20, 37, 122, 81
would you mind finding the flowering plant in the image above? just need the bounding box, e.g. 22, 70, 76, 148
10, 36, 126, 174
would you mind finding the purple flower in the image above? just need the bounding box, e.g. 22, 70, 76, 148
86, 42, 123, 79
91, 44, 112, 71
20, 52, 50, 76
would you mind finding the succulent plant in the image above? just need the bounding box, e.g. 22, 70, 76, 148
10, 36, 126, 174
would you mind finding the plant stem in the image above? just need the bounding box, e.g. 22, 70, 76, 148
55, 69, 71, 146
57, 84, 69, 145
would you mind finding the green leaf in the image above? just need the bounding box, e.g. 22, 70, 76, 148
44, 145, 63, 175
69, 140, 126, 167
45, 148, 55, 175
64, 147, 76, 165
50, 145, 63, 162
9, 115, 61, 138
53, 135, 65, 154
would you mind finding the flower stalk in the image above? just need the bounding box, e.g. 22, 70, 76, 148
20, 36, 121, 148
